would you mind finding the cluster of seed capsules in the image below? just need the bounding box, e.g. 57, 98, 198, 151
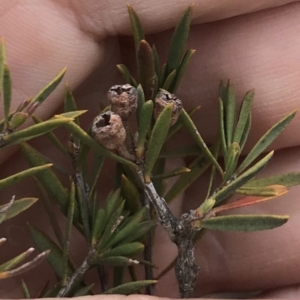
91, 84, 182, 161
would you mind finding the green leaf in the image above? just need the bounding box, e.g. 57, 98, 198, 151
152, 167, 190, 180
165, 5, 193, 77
31, 67, 66, 104
97, 200, 125, 251
88, 153, 104, 198
158, 63, 167, 88
237, 185, 285, 197
137, 40, 155, 100
214, 151, 274, 204
3, 65, 11, 127
93, 256, 139, 267
116, 64, 137, 87
144, 103, 173, 182
72, 284, 94, 297
223, 142, 240, 183
0, 117, 73, 147
159, 145, 200, 158
21, 143, 70, 215
0, 38, 6, 94
0, 247, 34, 272
28, 225, 73, 279
170, 49, 196, 93
64, 122, 139, 170
104, 280, 157, 295
1, 197, 38, 221
239, 111, 252, 151
167, 105, 200, 140
237, 110, 296, 173
105, 208, 149, 247
152, 44, 160, 81
136, 84, 145, 119
244, 172, 300, 188
9, 112, 28, 130
127, 5, 145, 52
136, 100, 153, 158
21, 280, 30, 299
162, 70, 177, 91
119, 220, 155, 244
179, 108, 223, 175
200, 214, 289, 232
103, 242, 144, 257
165, 155, 210, 202
54, 110, 87, 119
233, 90, 255, 145
64, 84, 79, 125
224, 81, 236, 147
91, 208, 105, 245
121, 174, 141, 214
218, 98, 227, 155
0, 164, 52, 191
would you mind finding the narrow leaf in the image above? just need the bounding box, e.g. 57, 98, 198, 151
159, 145, 200, 158
1, 197, 38, 221
31, 68, 66, 103
214, 151, 274, 204
64, 84, 79, 125
0, 164, 52, 191
0, 247, 34, 272
200, 214, 289, 232
144, 103, 173, 183
243, 172, 300, 188
91, 209, 105, 245
28, 225, 73, 278
121, 174, 141, 214
224, 81, 236, 146
93, 256, 139, 267
21, 143, 70, 215
103, 280, 157, 295
136, 100, 153, 158
239, 111, 252, 151
127, 5, 145, 52
152, 167, 190, 180
237, 185, 288, 196
233, 90, 255, 144
152, 45, 160, 80
170, 49, 196, 93
72, 284, 94, 297
116, 64, 136, 87
179, 108, 223, 175
136, 84, 145, 119
0, 38, 6, 94
165, 5, 193, 76
223, 142, 240, 183
137, 40, 155, 100
0, 118, 73, 147
21, 280, 30, 299
3, 65, 11, 127
218, 98, 227, 155
103, 242, 144, 257
88, 153, 104, 197
162, 70, 177, 90
213, 185, 288, 214
237, 110, 297, 173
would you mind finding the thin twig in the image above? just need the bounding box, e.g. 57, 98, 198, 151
57, 248, 96, 297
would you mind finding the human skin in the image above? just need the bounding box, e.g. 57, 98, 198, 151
1, 0, 300, 299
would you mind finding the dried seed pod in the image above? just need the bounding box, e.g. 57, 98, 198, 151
91, 111, 126, 150
107, 84, 137, 120
154, 89, 182, 126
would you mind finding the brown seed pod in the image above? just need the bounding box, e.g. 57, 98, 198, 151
91, 111, 126, 150
154, 89, 182, 126
107, 84, 137, 120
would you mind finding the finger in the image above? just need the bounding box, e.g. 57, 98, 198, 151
119, 2, 300, 151
65, 0, 298, 35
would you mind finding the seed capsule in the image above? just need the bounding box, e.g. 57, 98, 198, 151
154, 89, 182, 126
107, 84, 137, 120
91, 111, 126, 150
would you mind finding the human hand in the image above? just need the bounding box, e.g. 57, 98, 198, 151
1, 0, 300, 298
